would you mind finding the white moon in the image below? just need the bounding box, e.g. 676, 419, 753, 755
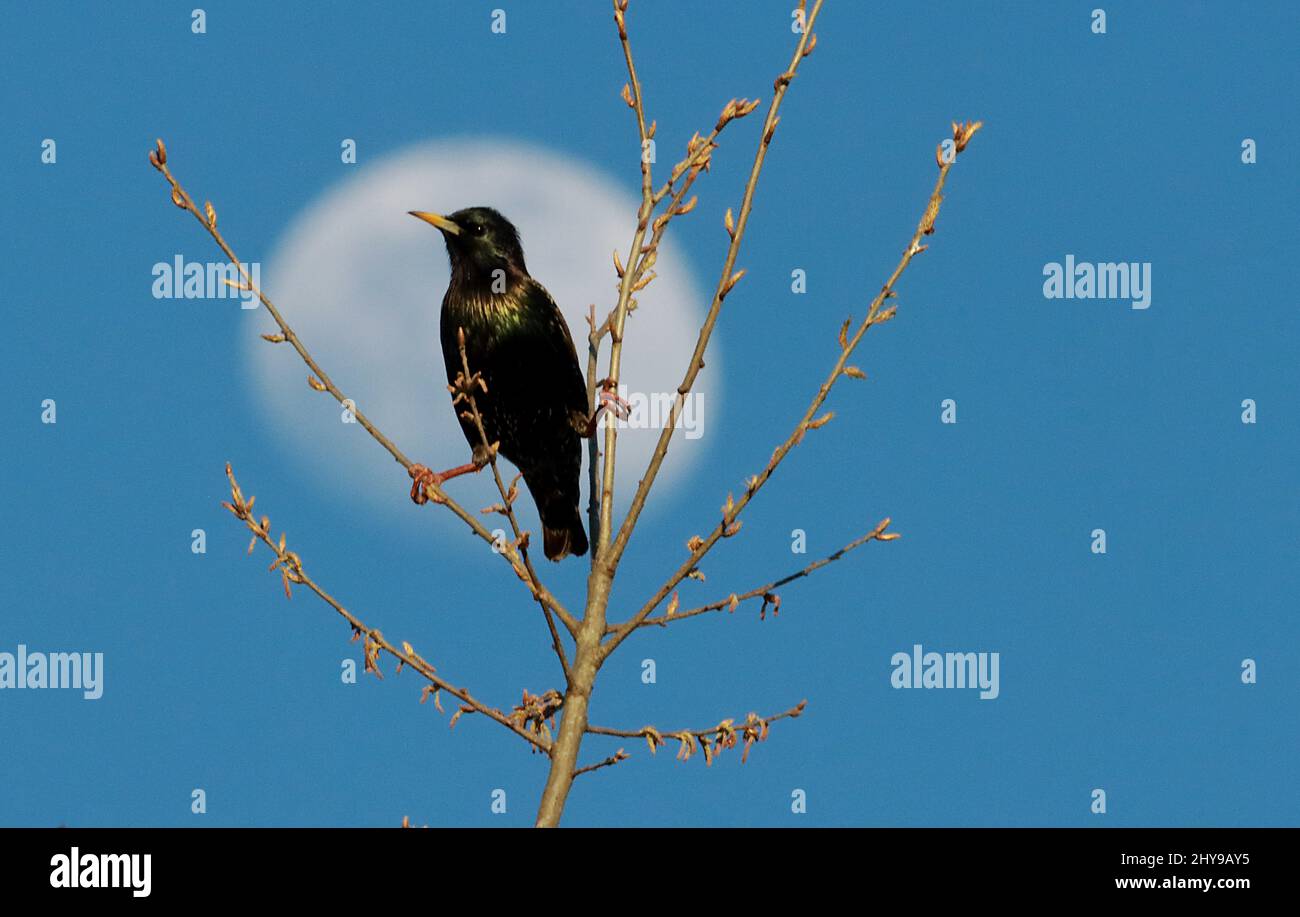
244, 138, 717, 547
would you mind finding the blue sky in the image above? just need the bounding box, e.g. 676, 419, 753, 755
1, 1, 1296, 827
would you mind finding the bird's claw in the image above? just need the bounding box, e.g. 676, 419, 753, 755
585, 379, 631, 437
599, 385, 631, 419
408, 464, 447, 505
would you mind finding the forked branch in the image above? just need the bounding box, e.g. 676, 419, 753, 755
600, 0, 825, 571
604, 118, 983, 658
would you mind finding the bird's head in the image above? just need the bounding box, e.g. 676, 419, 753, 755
408, 206, 527, 278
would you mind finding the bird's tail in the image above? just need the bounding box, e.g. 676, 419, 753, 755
540, 497, 588, 562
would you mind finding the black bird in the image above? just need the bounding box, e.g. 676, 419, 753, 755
408, 206, 593, 561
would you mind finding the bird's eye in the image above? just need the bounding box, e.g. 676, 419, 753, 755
471, 223, 486, 236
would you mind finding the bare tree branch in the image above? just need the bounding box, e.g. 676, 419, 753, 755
534, 0, 832, 827
594, 0, 659, 559
584, 303, 604, 562
574, 749, 630, 778
600, 0, 825, 574
533, 0, 825, 828
219, 462, 552, 755
588, 701, 806, 766
612, 518, 900, 633
584, 115, 737, 557
603, 117, 983, 660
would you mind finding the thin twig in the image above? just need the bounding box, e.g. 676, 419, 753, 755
219, 462, 552, 755
573, 749, 630, 778
613, 519, 899, 632
587, 701, 806, 766
587, 124, 733, 350
595, 0, 659, 560
585, 304, 604, 563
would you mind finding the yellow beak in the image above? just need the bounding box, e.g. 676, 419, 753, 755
408, 211, 460, 235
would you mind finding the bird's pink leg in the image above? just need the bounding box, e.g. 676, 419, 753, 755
408, 461, 484, 505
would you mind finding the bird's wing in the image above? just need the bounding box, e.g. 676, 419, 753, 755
522, 279, 591, 425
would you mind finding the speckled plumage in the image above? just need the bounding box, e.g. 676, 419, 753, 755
423, 206, 589, 560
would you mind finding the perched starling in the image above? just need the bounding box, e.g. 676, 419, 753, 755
408, 206, 592, 561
